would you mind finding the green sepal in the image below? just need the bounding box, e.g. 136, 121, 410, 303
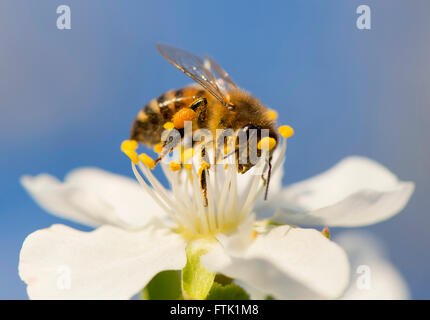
214, 274, 234, 286
206, 282, 250, 300
141, 270, 182, 300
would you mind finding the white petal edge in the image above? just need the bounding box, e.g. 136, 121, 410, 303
335, 231, 410, 300
271, 156, 415, 227
202, 225, 350, 299
19, 224, 187, 299
21, 167, 166, 229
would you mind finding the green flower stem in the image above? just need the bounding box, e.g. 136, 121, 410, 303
181, 239, 216, 300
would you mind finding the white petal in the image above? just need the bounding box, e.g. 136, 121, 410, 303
215, 213, 256, 254
202, 225, 350, 299
271, 156, 414, 227
19, 224, 187, 299
233, 280, 267, 300
21, 167, 165, 229
335, 231, 410, 300
236, 155, 284, 199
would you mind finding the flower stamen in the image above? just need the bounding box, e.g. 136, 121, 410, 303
257, 137, 277, 151
169, 160, 182, 172
121, 124, 291, 239
278, 125, 294, 139
139, 153, 156, 170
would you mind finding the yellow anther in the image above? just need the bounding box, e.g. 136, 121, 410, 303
252, 230, 258, 240
184, 163, 193, 171
139, 153, 155, 170
267, 109, 278, 121
224, 164, 229, 169
257, 137, 277, 151
169, 160, 182, 172
198, 161, 210, 176
153, 143, 163, 154
121, 139, 138, 152
181, 148, 194, 163
278, 125, 294, 139
122, 149, 139, 164
163, 122, 175, 130
322, 226, 331, 239
121, 140, 139, 164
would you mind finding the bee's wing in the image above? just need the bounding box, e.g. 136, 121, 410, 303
156, 43, 233, 108
203, 55, 237, 93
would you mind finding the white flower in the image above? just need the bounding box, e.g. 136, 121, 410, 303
336, 231, 410, 300
19, 128, 414, 300
240, 231, 411, 300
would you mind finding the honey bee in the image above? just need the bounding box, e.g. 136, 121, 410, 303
130, 44, 278, 200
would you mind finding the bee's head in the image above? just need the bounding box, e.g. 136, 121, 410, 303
235, 123, 278, 173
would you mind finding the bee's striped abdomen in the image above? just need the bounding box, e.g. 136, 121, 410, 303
130, 87, 207, 146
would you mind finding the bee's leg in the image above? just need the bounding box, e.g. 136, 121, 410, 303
154, 129, 184, 165
199, 142, 210, 207
261, 172, 267, 185
200, 168, 208, 207
263, 157, 273, 201
189, 98, 208, 127
215, 133, 235, 165
187, 97, 210, 206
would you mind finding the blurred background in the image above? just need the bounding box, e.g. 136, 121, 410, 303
0, 0, 428, 299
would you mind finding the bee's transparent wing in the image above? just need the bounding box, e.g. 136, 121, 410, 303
203, 55, 237, 93
156, 43, 232, 107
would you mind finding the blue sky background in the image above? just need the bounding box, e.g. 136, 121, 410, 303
1, 0, 429, 299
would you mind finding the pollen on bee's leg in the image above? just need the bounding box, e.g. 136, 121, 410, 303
139, 153, 156, 170
173, 108, 196, 129
199, 162, 210, 207
278, 125, 294, 139
121, 140, 139, 164
257, 137, 277, 151
198, 161, 210, 176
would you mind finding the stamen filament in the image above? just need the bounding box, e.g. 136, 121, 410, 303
239, 162, 264, 219
205, 168, 217, 231
225, 165, 239, 225
121, 123, 290, 239
189, 165, 210, 234
137, 162, 195, 232
131, 163, 178, 223
217, 166, 233, 225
